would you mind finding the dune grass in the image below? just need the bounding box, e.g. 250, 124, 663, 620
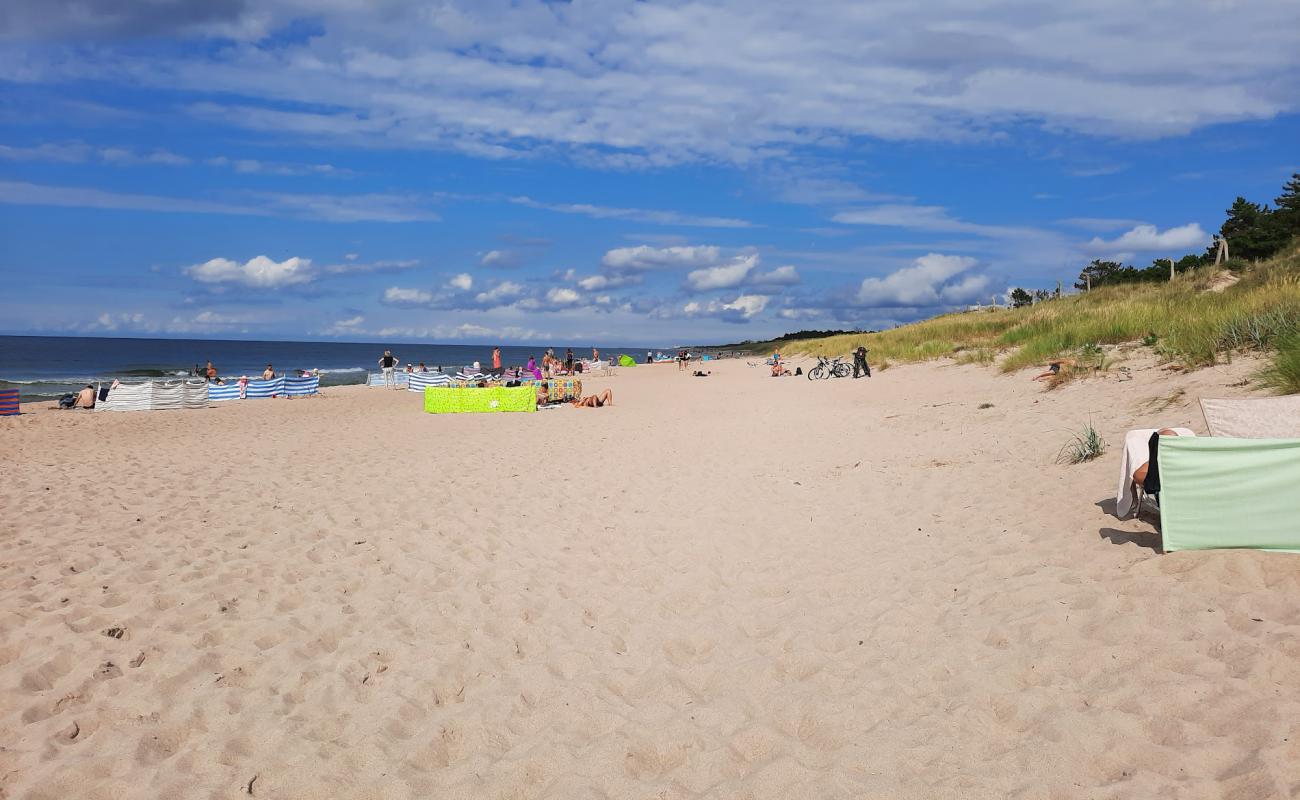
784, 245, 1300, 392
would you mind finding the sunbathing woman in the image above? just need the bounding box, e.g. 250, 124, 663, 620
1132, 427, 1182, 486
571, 388, 614, 408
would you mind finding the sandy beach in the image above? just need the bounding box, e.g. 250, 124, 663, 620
3, 355, 1299, 799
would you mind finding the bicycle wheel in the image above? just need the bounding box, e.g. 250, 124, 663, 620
808, 366, 824, 380
832, 363, 852, 378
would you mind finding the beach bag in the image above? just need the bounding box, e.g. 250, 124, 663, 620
58, 393, 76, 408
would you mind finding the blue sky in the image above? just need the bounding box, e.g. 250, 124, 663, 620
1, 1, 1298, 345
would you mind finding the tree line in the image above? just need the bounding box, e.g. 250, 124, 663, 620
1007, 173, 1300, 305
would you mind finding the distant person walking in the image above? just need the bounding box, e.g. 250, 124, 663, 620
564, 348, 574, 373
378, 349, 399, 389
853, 345, 871, 378
646, 350, 653, 364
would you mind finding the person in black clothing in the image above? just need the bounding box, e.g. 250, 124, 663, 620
564, 348, 574, 373
378, 349, 399, 389
853, 345, 871, 378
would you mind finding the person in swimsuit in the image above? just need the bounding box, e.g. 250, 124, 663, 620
571, 388, 614, 408
262, 364, 275, 380
205, 360, 218, 381
1132, 428, 1183, 486
70, 384, 96, 409
378, 350, 399, 389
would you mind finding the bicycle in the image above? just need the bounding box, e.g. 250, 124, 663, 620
808, 355, 852, 380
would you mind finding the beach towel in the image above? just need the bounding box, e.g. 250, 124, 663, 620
1159, 436, 1300, 552
423, 385, 536, 414
1200, 396, 1300, 438
1115, 427, 1194, 518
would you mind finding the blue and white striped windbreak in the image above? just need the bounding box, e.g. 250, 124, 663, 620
407, 372, 454, 392
368, 371, 409, 387
208, 375, 319, 401
283, 375, 320, 396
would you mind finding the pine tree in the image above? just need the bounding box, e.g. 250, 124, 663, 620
1219, 197, 1287, 261
1275, 173, 1300, 239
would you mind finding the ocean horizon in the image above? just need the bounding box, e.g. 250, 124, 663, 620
0, 335, 663, 400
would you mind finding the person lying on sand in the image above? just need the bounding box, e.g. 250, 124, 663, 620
1033, 358, 1075, 381
571, 389, 614, 408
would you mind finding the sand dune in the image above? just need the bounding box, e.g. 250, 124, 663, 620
3, 354, 1299, 798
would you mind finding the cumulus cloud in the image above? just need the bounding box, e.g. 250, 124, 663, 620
683, 294, 770, 322
685, 255, 759, 291
856, 253, 980, 307
546, 287, 581, 305
1084, 223, 1209, 254
474, 281, 523, 304
447, 273, 473, 291
751, 265, 800, 286
186, 255, 315, 288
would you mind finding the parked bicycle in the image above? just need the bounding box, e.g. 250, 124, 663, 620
808, 355, 852, 380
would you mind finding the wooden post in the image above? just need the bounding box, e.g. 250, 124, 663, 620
1056, 279, 1062, 298
1086, 274, 1091, 292
1168, 258, 1176, 281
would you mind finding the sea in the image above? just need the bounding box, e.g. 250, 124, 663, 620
0, 336, 652, 400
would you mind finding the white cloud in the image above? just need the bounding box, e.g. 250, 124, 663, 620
323, 258, 418, 275
682, 293, 769, 321
602, 245, 723, 272
383, 286, 434, 306
99, 146, 191, 166
512, 197, 753, 228
546, 287, 581, 305
448, 273, 474, 291
724, 294, 769, 319
15, 2, 1296, 163
685, 254, 759, 291
334, 315, 364, 328
1084, 223, 1209, 254
0, 181, 439, 223
474, 281, 524, 304
751, 265, 800, 286
207, 155, 344, 176
856, 253, 980, 307
186, 255, 315, 288
478, 249, 518, 268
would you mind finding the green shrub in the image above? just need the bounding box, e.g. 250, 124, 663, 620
1057, 423, 1107, 465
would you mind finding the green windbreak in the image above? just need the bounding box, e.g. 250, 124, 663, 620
423, 386, 537, 414
1158, 436, 1300, 553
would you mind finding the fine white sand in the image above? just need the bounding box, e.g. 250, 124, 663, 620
3, 353, 1299, 799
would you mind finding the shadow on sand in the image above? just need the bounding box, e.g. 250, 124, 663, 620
1095, 497, 1163, 554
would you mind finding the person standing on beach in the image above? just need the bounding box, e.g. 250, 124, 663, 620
853, 345, 871, 378
564, 348, 574, 373
592, 346, 599, 362
378, 349, 399, 389
492, 347, 502, 375
205, 360, 218, 382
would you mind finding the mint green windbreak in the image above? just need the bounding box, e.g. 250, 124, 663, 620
1158, 436, 1300, 553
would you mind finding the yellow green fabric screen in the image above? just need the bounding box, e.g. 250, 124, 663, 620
1158, 436, 1300, 553
424, 386, 537, 414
